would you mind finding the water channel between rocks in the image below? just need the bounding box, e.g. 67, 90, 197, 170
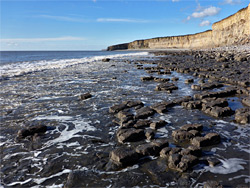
0, 53, 249, 187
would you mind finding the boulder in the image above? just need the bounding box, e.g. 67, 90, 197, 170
150, 120, 167, 130
134, 120, 151, 129
235, 108, 250, 124
145, 129, 155, 140
181, 101, 202, 110
173, 96, 192, 104
180, 124, 203, 132
177, 155, 198, 172
180, 146, 202, 157
191, 133, 220, 147
135, 107, 155, 119
172, 130, 194, 142
116, 128, 145, 143
109, 103, 128, 113
203, 106, 234, 117
155, 83, 178, 92
125, 100, 144, 108
110, 147, 139, 166
151, 101, 175, 113
171, 77, 179, 81
141, 76, 154, 81
185, 79, 194, 84
79, 92, 92, 100
204, 181, 223, 188
242, 98, 250, 107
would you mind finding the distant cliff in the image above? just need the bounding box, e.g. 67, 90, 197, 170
107, 4, 250, 51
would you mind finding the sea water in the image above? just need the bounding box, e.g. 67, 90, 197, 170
0, 51, 249, 187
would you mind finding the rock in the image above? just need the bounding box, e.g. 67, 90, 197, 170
204, 106, 234, 117
102, 58, 111, 62
201, 98, 228, 110
135, 107, 155, 119
117, 128, 146, 143
235, 108, 250, 124
136, 143, 160, 156
110, 147, 139, 167
171, 77, 179, 81
191, 84, 202, 90
116, 111, 134, 123
150, 120, 167, 130
134, 120, 151, 129
109, 103, 128, 113
191, 133, 220, 147
155, 83, 178, 92
141, 76, 154, 81
17, 125, 47, 139
242, 98, 250, 107
181, 101, 202, 110
206, 157, 221, 167
168, 154, 182, 170
79, 92, 92, 100
177, 155, 198, 172
172, 130, 194, 142
152, 139, 169, 150
185, 79, 194, 84
160, 147, 172, 158
204, 181, 223, 188
145, 129, 155, 140
173, 96, 192, 104
180, 124, 203, 132
125, 100, 144, 108
154, 78, 170, 82
180, 146, 202, 157
151, 101, 175, 113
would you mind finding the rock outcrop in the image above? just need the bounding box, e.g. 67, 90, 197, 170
107, 4, 250, 50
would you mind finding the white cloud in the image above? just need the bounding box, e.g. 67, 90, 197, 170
0, 36, 85, 43
199, 20, 211, 26
38, 15, 87, 23
97, 18, 149, 23
92, 0, 97, 2
191, 6, 221, 18
222, 0, 241, 5
172, 0, 180, 2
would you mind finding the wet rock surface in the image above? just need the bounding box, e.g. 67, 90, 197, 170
1, 49, 250, 188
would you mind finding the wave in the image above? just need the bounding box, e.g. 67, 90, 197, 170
0, 52, 149, 78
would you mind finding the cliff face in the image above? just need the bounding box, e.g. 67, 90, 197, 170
107, 4, 250, 50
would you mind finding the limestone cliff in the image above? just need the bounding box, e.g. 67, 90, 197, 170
107, 4, 250, 50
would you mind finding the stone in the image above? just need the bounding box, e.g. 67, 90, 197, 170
17, 125, 47, 139
160, 147, 172, 158
173, 96, 192, 104
185, 79, 194, 84
116, 128, 146, 143
109, 103, 128, 113
242, 98, 250, 107
180, 124, 203, 132
145, 129, 155, 140
141, 76, 154, 81
177, 155, 198, 172
235, 108, 250, 124
168, 154, 182, 170
204, 106, 234, 117
181, 101, 202, 110
125, 100, 144, 108
180, 146, 202, 157
171, 77, 179, 81
110, 147, 139, 166
102, 58, 111, 62
152, 139, 169, 150
155, 83, 178, 92
151, 101, 175, 113
134, 120, 151, 129
206, 157, 221, 167
135, 107, 155, 119
150, 120, 167, 130
172, 130, 194, 142
79, 92, 92, 100
154, 77, 170, 82
191, 133, 220, 147
191, 85, 202, 90
135, 143, 159, 156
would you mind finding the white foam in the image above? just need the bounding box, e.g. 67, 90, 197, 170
33, 169, 71, 184
0, 52, 148, 78
205, 158, 247, 174
6, 178, 32, 186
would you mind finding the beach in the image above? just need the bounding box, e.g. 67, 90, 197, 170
0, 48, 249, 187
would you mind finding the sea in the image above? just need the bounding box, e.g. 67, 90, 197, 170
0, 51, 249, 187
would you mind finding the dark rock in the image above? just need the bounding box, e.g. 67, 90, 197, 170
154, 77, 170, 82
191, 133, 220, 147
160, 147, 172, 158
168, 154, 182, 169
109, 103, 128, 113
152, 139, 169, 150
206, 157, 221, 167
185, 79, 194, 84
180, 124, 203, 132
181, 101, 202, 110
177, 155, 198, 172
141, 76, 154, 81
116, 111, 134, 122
17, 125, 47, 139
203, 106, 234, 117
173, 96, 192, 104
136, 143, 160, 156
150, 120, 167, 130
135, 107, 155, 119
172, 130, 194, 142
125, 100, 144, 108
79, 92, 92, 100
110, 147, 139, 167
235, 108, 250, 124
102, 58, 111, 62
155, 83, 178, 92
116, 128, 145, 143
180, 146, 202, 157
171, 77, 179, 81
134, 120, 151, 129
151, 101, 175, 113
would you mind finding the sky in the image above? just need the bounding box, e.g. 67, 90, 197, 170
0, 0, 249, 51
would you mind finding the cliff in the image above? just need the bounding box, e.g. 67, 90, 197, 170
107, 4, 250, 50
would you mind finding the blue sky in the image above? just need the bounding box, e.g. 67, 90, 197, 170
0, 0, 249, 50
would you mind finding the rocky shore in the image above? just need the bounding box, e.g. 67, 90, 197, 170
65, 48, 249, 187
2, 48, 249, 187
